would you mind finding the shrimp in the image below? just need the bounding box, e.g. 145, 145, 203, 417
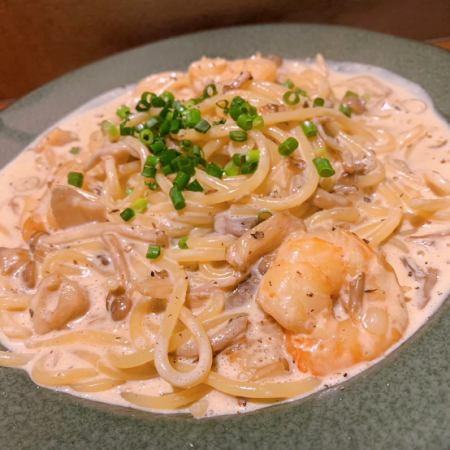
257, 228, 408, 376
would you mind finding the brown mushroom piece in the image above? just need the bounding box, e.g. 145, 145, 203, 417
226, 212, 303, 271
176, 315, 248, 357
214, 211, 259, 237
50, 185, 107, 229
31, 274, 90, 334
106, 286, 132, 321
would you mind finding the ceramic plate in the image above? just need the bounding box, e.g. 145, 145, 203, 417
0, 24, 449, 450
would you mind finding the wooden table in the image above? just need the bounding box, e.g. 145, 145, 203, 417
0, 37, 448, 112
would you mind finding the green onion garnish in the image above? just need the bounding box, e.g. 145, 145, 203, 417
344, 90, 358, 98
116, 105, 131, 120
119, 122, 134, 136
240, 161, 257, 174
131, 198, 148, 213
247, 149, 260, 163
150, 138, 166, 154
236, 114, 253, 131
182, 109, 201, 128
282, 90, 300, 106
120, 208, 135, 222
203, 84, 218, 98
194, 119, 211, 134
252, 115, 264, 129
173, 171, 191, 190
257, 210, 272, 223
224, 161, 239, 176
206, 163, 223, 179
67, 172, 84, 188
283, 79, 295, 89
313, 157, 335, 177
186, 180, 204, 192
178, 236, 189, 249
141, 166, 156, 178
69, 146, 81, 155
159, 149, 180, 166
139, 129, 154, 146
301, 120, 318, 138
100, 120, 120, 141
313, 97, 325, 107
162, 164, 175, 175
229, 130, 248, 142
278, 137, 299, 156
146, 245, 161, 259
170, 186, 186, 210
339, 104, 352, 117
232, 153, 245, 166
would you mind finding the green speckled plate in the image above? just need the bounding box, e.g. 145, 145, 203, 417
0, 24, 449, 450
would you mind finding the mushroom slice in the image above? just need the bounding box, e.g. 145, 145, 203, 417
226, 212, 303, 271
31, 274, 89, 334
176, 315, 248, 357
50, 185, 107, 229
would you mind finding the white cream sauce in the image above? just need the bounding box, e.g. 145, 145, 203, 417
0, 58, 449, 418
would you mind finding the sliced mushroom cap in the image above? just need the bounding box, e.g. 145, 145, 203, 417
31, 273, 89, 334
226, 212, 303, 271
0, 247, 30, 275
50, 185, 107, 229
176, 315, 248, 357
214, 212, 259, 237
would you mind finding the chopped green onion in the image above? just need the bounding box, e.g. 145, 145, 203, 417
212, 118, 226, 125
161, 92, 175, 107
172, 155, 195, 176
203, 84, 218, 98
186, 180, 204, 192
313, 97, 325, 107
170, 186, 186, 210
141, 166, 156, 178
173, 171, 191, 190
194, 119, 211, 134
181, 139, 193, 151
240, 161, 257, 174
136, 100, 150, 112
162, 164, 175, 175
252, 115, 264, 129
120, 208, 135, 222
146, 181, 159, 191
206, 163, 223, 179
339, 104, 352, 117
313, 157, 335, 177
131, 198, 148, 213
229, 96, 246, 120
283, 79, 295, 89
182, 109, 201, 128
159, 149, 180, 166
67, 172, 84, 188
150, 138, 166, 154
282, 90, 300, 105
224, 161, 240, 176
151, 95, 166, 108
236, 114, 253, 131
229, 130, 247, 142
232, 153, 245, 166
146, 155, 159, 167
146, 245, 161, 259
278, 137, 299, 156
139, 129, 154, 146
257, 210, 272, 223
69, 146, 80, 155
178, 236, 189, 249
100, 120, 120, 141
247, 149, 260, 163
159, 119, 171, 136
116, 105, 131, 120
301, 120, 318, 138
170, 119, 181, 134
119, 122, 134, 136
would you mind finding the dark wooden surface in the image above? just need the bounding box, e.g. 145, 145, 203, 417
0, 0, 449, 108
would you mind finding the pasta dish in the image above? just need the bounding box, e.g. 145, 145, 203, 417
0, 54, 449, 417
